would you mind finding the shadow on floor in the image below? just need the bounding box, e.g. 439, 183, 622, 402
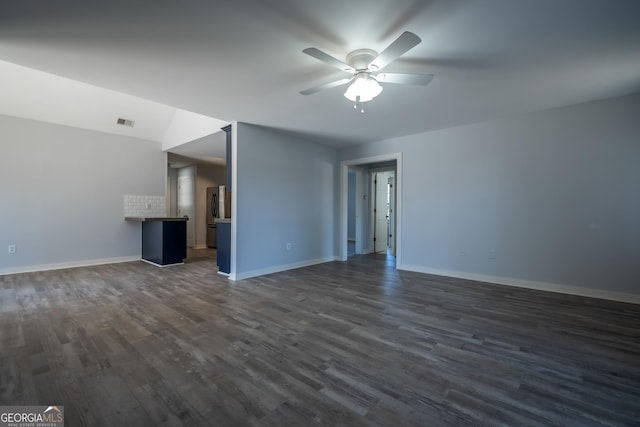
186, 247, 217, 264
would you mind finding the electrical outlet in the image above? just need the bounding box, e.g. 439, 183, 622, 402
146, 202, 152, 210
8, 244, 16, 254
286, 242, 292, 251
489, 250, 496, 260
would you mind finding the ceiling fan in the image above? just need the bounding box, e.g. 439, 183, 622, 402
300, 31, 433, 112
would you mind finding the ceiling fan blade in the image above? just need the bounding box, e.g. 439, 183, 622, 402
368, 31, 421, 71
375, 73, 434, 85
300, 77, 354, 95
302, 48, 354, 73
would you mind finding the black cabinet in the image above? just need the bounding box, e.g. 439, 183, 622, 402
141, 219, 187, 266
216, 220, 231, 274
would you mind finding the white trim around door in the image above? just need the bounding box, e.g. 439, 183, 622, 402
339, 153, 402, 264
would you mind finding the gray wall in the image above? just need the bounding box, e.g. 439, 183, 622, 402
338, 94, 640, 298
0, 115, 165, 273
177, 165, 196, 247
235, 123, 336, 278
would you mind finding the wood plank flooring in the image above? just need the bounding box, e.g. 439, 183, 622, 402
1, 254, 639, 426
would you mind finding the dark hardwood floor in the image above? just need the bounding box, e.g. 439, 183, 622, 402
1, 254, 639, 426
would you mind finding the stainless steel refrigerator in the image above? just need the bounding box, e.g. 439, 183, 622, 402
206, 186, 219, 248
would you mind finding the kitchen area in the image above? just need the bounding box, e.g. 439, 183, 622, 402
165, 125, 232, 273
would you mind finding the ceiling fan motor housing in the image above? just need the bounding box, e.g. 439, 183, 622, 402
346, 49, 378, 70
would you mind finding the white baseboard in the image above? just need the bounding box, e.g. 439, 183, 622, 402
140, 259, 184, 268
397, 263, 640, 304
232, 256, 338, 281
0, 256, 141, 276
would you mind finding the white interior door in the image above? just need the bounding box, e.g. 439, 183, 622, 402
388, 175, 396, 256
374, 172, 390, 253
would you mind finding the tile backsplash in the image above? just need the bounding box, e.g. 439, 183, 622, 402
124, 195, 166, 217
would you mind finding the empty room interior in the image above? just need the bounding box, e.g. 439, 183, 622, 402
1, 1, 639, 426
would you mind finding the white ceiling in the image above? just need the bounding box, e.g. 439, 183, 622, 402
0, 60, 228, 151
1, 0, 639, 148
168, 131, 227, 167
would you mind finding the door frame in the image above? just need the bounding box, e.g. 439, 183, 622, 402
340, 153, 402, 264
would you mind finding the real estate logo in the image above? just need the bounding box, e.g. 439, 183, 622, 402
0, 405, 64, 427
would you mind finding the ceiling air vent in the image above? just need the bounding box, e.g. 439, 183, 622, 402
116, 118, 135, 127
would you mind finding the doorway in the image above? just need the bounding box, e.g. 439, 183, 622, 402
340, 153, 402, 264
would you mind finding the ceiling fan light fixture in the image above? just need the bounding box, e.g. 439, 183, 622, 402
344, 74, 383, 103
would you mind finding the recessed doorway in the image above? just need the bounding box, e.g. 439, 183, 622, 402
340, 153, 402, 265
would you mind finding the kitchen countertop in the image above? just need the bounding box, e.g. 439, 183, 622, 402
125, 217, 188, 222
214, 218, 231, 224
